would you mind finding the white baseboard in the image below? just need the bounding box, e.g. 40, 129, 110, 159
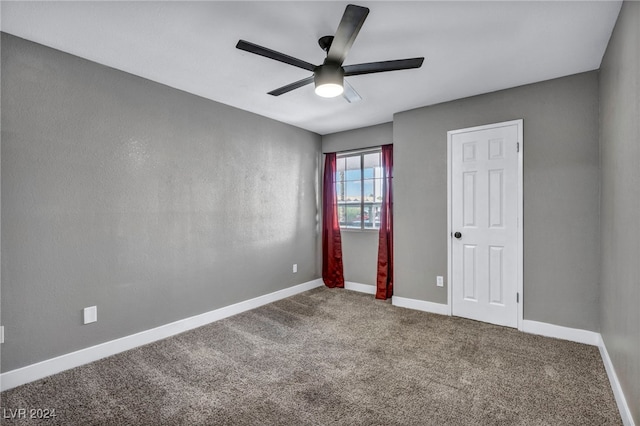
598, 335, 636, 426
391, 296, 449, 316
344, 281, 376, 295
0, 278, 323, 392
520, 319, 601, 346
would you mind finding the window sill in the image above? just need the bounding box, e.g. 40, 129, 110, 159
340, 228, 380, 233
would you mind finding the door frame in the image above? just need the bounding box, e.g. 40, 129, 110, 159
447, 119, 524, 330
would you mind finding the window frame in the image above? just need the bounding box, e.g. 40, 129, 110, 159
336, 147, 383, 232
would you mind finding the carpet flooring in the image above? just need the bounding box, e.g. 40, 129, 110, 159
1, 287, 622, 425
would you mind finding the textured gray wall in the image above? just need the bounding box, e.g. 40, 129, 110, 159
322, 123, 393, 286
599, 1, 640, 423
393, 71, 601, 331
1, 34, 321, 372
322, 122, 393, 154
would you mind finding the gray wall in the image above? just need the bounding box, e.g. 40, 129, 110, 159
1, 34, 321, 372
393, 71, 601, 331
322, 122, 393, 154
322, 123, 393, 286
599, 1, 640, 423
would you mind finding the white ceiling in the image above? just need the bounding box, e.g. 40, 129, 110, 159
1, 1, 622, 135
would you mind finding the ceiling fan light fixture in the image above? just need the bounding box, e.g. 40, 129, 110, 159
314, 63, 344, 98
315, 83, 344, 98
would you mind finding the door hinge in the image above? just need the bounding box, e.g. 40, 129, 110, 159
516, 293, 520, 303
517, 142, 520, 153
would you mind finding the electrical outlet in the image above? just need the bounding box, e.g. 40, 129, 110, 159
292, 264, 298, 273
436, 276, 444, 287
83, 306, 97, 324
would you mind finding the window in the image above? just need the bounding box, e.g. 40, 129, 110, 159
336, 149, 383, 230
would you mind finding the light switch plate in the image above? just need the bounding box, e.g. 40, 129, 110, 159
437, 276, 444, 287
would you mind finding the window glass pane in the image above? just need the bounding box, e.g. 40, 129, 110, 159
336, 157, 346, 173
363, 152, 381, 168
337, 205, 346, 227
345, 156, 361, 181
345, 180, 361, 202
374, 178, 383, 202
344, 205, 362, 229
363, 179, 377, 202
363, 152, 381, 179
364, 203, 382, 229
336, 181, 345, 202
345, 169, 361, 182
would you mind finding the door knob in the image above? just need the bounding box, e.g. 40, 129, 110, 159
454, 232, 462, 239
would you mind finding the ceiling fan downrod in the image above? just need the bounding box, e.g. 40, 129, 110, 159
318, 35, 334, 53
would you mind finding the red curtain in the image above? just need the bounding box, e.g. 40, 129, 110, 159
376, 144, 394, 300
322, 153, 345, 288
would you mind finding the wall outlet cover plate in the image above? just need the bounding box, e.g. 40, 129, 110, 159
83, 306, 97, 324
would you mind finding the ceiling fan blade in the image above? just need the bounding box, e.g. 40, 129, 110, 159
236, 40, 316, 72
268, 76, 315, 96
342, 79, 362, 103
343, 57, 425, 76
326, 4, 369, 65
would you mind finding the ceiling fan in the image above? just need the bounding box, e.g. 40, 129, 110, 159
236, 4, 424, 102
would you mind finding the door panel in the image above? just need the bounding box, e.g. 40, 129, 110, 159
450, 122, 520, 328
463, 172, 477, 226
488, 169, 504, 228
489, 245, 504, 305
463, 244, 477, 301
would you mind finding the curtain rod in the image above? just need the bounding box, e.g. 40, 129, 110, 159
332, 144, 389, 156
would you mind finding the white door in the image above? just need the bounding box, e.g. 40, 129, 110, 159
448, 120, 522, 328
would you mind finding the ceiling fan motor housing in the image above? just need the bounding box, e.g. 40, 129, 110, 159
314, 62, 344, 86
314, 62, 345, 97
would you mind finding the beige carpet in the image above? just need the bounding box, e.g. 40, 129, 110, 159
0, 287, 622, 425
